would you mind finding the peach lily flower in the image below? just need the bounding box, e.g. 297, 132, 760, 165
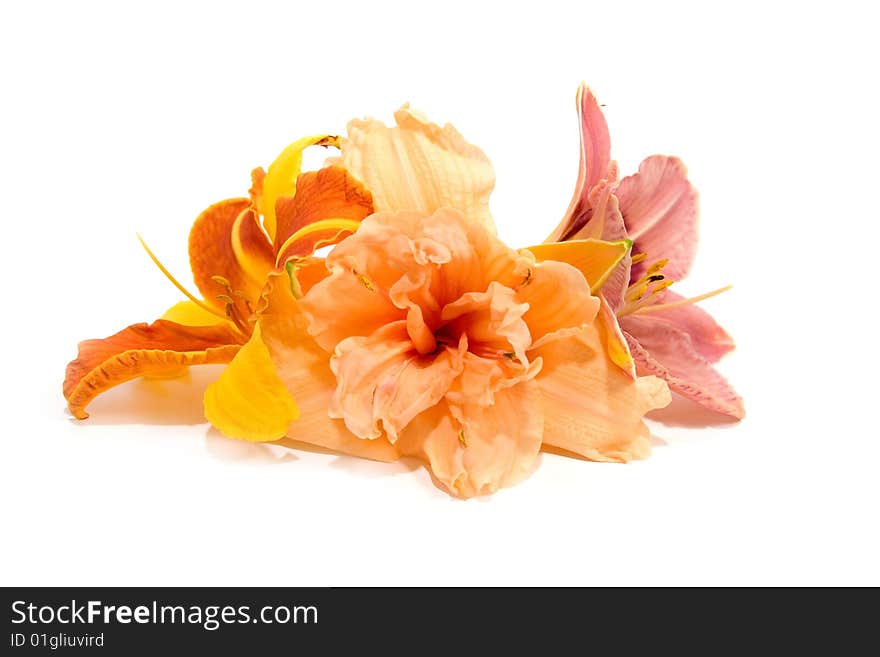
547, 84, 744, 419
205, 108, 670, 496
63, 136, 373, 419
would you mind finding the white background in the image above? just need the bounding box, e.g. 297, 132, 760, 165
1, 1, 878, 586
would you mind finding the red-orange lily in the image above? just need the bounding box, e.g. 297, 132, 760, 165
63, 135, 373, 419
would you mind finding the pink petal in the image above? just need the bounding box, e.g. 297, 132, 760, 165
616, 155, 698, 280
633, 291, 735, 363
546, 84, 613, 242
621, 315, 744, 419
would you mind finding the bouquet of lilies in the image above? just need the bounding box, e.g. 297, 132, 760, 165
64, 84, 742, 497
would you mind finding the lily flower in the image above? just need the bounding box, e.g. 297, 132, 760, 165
546, 84, 744, 419
64, 136, 374, 419
204, 108, 670, 496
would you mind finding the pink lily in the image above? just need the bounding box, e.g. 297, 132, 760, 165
547, 84, 744, 419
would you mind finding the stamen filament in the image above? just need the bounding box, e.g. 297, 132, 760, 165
630, 285, 733, 315
136, 234, 229, 322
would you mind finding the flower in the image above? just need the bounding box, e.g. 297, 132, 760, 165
546, 84, 744, 419
207, 208, 669, 496
203, 107, 670, 497
63, 135, 373, 419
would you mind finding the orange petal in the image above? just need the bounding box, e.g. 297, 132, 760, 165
397, 381, 544, 498
525, 238, 630, 294
188, 199, 274, 312
274, 165, 373, 252
534, 323, 670, 462
63, 320, 245, 420
258, 272, 400, 461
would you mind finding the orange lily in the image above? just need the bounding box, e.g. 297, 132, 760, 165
64, 135, 374, 419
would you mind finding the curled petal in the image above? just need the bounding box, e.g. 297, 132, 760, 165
534, 323, 670, 462
616, 155, 698, 281
620, 315, 744, 419
398, 381, 544, 498
335, 105, 496, 232
188, 199, 274, 312
273, 165, 373, 253
64, 320, 244, 419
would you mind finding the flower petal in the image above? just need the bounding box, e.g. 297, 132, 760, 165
188, 199, 274, 311
534, 322, 670, 462
525, 238, 630, 294
335, 105, 496, 232
616, 155, 698, 281
64, 320, 244, 419
329, 321, 465, 441
546, 84, 613, 242
273, 165, 374, 253
515, 259, 599, 349
397, 381, 544, 498
620, 314, 744, 419
160, 300, 235, 327
260, 134, 340, 242
258, 273, 400, 461
633, 291, 735, 362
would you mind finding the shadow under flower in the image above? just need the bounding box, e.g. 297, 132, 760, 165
647, 393, 742, 428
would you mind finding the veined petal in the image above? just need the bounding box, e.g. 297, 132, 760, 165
525, 238, 630, 294
620, 314, 744, 419
335, 105, 496, 232
534, 323, 670, 462
258, 273, 400, 461
397, 381, 544, 498
203, 324, 300, 442
273, 165, 373, 253
616, 155, 698, 281
260, 134, 340, 242
546, 84, 613, 242
64, 320, 244, 419
188, 199, 274, 312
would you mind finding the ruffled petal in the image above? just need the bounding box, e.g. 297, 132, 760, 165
397, 380, 544, 498
273, 165, 373, 253
203, 324, 300, 442
329, 321, 465, 441
620, 314, 744, 419
335, 106, 496, 232
616, 155, 698, 281
546, 84, 613, 242
258, 273, 400, 461
534, 322, 670, 462
188, 199, 274, 312
64, 320, 244, 419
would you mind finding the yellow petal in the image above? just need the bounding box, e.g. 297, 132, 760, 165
204, 324, 299, 442
161, 301, 235, 327
335, 106, 496, 233
525, 238, 631, 293
261, 134, 340, 242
